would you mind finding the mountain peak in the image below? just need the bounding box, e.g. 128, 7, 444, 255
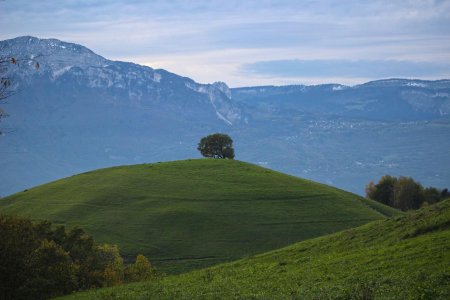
2, 36, 96, 55
0, 35, 242, 128
0, 36, 107, 73
213, 81, 231, 98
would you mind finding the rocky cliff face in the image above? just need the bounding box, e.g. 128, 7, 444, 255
2, 36, 241, 125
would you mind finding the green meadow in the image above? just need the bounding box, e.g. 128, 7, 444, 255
0, 159, 396, 274
60, 199, 450, 300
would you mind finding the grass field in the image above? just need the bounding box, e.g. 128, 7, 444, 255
60, 199, 450, 300
0, 159, 398, 273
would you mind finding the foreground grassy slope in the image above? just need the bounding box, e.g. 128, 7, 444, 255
61, 200, 450, 300
0, 159, 396, 273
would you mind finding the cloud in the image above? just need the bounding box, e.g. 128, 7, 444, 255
240, 59, 450, 78
1, 0, 450, 86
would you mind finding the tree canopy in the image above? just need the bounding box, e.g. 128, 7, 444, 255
197, 133, 235, 159
366, 175, 449, 211
0, 214, 156, 299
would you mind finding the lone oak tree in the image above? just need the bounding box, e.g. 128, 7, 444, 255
197, 133, 235, 159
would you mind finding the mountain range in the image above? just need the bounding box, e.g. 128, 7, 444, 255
1, 36, 449, 196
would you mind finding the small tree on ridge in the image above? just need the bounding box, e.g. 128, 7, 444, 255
197, 133, 235, 159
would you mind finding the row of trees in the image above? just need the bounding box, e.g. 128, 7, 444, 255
365, 175, 449, 211
0, 214, 156, 300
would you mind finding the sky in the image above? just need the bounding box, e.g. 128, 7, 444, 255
1, 0, 450, 87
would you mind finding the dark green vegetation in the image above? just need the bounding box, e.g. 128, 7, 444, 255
60, 199, 450, 300
366, 175, 449, 211
0, 159, 396, 274
197, 133, 235, 159
0, 215, 155, 300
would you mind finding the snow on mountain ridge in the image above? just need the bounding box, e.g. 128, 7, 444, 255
213, 81, 232, 98
186, 82, 240, 125
1, 36, 242, 125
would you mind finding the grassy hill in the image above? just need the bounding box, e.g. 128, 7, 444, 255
0, 159, 397, 273
60, 199, 450, 300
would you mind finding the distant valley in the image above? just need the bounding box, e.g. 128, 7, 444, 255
1, 36, 449, 196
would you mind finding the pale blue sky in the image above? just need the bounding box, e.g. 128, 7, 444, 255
1, 0, 449, 86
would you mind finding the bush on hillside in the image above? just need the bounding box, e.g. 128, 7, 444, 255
125, 254, 156, 282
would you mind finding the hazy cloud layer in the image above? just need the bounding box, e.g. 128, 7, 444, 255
1, 0, 449, 86
242, 59, 450, 78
